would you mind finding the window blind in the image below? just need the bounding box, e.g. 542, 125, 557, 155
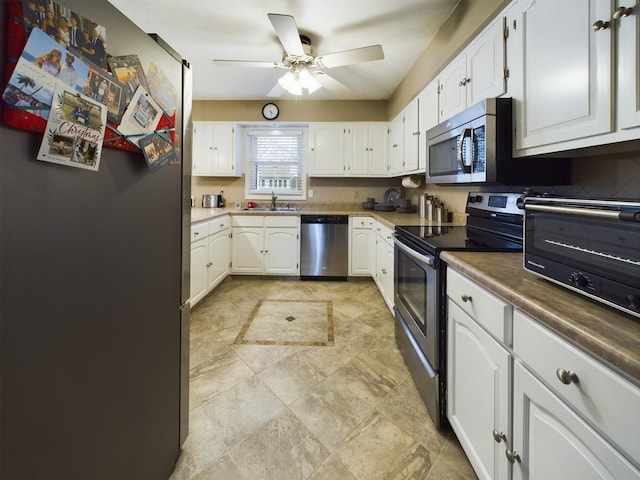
246, 128, 305, 197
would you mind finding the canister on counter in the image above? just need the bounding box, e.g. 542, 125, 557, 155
418, 194, 426, 217
426, 196, 435, 221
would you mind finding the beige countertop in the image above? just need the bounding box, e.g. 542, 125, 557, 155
190, 205, 466, 229
441, 251, 640, 385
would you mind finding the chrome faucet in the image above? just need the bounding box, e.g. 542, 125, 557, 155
271, 191, 278, 210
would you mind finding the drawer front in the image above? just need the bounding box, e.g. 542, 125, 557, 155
209, 215, 230, 233
351, 216, 375, 229
513, 309, 640, 463
447, 268, 511, 344
376, 222, 394, 244
190, 222, 208, 242
265, 216, 299, 228
232, 215, 264, 227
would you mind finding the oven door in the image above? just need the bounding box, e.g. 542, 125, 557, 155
393, 235, 439, 366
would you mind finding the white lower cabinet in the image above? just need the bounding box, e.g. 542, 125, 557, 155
231, 215, 299, 275
374, 221, 394, 314
512, 360, 640, 480
447, 267, 640, 480
512, 310, 640, 478
190, 215, 230, 307
349, 216, 376, 276
447, 269, 511, 480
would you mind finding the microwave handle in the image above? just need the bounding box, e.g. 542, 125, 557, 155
526, 204, 640, 222
457, 128, 472, 174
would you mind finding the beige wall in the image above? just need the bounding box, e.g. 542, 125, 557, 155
193, 100, 387, 122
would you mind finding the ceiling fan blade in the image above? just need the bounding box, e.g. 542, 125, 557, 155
213, 59, 282, 69
268, 13, 304, 56
317, 45, 384, 68
314, 72, 352, 95
266, 82, 285, 98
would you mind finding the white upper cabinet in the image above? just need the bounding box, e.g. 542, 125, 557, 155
387, 114, 403, 176
402, 98, 420, 174
309, 123, 388, 177
418, 79, 439, 171
192, 122, 238, 176
438, 16, 507, 122
515, 0, 613, 151
617, 0, 640, 130
309, 123, 343, 176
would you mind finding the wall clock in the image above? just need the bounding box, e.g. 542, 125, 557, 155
262, 102, 279, 120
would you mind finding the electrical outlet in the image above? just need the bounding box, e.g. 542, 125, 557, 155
354, 190, 359, 199
308, 189, 314, 198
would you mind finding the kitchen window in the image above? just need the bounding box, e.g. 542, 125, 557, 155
244, 127, 308, 200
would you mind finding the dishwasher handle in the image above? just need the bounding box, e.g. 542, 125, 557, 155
301, 215, 349, 224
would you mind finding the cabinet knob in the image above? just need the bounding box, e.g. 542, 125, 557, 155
505, 449, 521, 464
613, 6, 633, 20
194, 232, 199, 237
556, 368, 580, 385
492, 430, 507, 443
461, 294, 472, 303
591, 20, 610, 31
382, 268, 387, 274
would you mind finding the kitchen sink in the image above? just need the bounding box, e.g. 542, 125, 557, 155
241, 207, 301, 212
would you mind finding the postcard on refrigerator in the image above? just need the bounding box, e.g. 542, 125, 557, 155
37, 82, 107, 171
117, 86, 163, 148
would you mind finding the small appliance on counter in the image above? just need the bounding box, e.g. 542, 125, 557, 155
523, 195, 640, 318
202, 191, 224, 208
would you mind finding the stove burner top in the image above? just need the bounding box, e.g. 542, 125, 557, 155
395, 192, 526, 256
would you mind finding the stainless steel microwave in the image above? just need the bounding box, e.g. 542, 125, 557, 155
424, 98, 571, 185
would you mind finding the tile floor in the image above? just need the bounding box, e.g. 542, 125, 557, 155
170, 276, 477, 480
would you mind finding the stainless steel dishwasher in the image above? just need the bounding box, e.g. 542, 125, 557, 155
300, 215, 349, 279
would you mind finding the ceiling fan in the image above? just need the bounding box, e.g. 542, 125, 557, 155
212, 13, 385, 96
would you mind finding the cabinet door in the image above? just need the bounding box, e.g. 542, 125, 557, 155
447, 300, 510, 480
231, 227, 263, 274
418, 80, 439, 171
466, 16, 506, 107
190, 238, 208, 306
350, 223, 374, 276
617, 0, 640, 130
516, 0, 613, 149
192, 122, 214, 175
382, 238, 394, 313
207, 230, 229, 289
387, 116, 403, 176
264, 228, 299, 275
512, 361, 640, 480
344, 124, 369, 175
438, 54, 467, 122
211, 123, 235, 176
309, 124, 343, 175
368, 123, 389, 176
402, 99, 420, 173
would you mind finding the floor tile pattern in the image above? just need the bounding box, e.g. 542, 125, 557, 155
170, 277, 477, 480
234, 299, 334, 346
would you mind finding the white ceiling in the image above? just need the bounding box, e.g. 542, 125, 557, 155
107, 0, 461, 101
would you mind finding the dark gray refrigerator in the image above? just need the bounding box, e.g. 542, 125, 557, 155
0, 1, 191, 478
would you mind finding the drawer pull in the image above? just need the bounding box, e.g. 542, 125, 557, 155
461, 294, 472, 303
194, 232, 199, 237
492, 430, 507, 443
506, 449, 521, 464
556, 368, 580, 385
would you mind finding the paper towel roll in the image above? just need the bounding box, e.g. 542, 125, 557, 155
401, 175, 421, 188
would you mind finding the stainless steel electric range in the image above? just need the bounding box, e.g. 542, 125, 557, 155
393, 192, 525, 429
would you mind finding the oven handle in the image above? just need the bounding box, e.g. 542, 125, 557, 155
526, 204, 640, 222
393, 235, 435, 266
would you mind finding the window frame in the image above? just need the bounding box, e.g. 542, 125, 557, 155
243, 125, 308, 201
